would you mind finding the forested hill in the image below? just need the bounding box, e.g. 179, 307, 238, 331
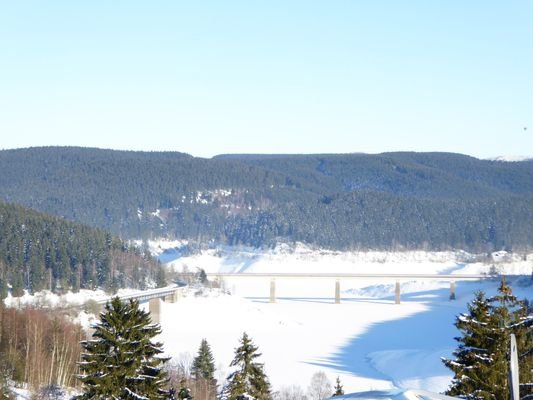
0, 201, 165, 299
1, 147, 533, 252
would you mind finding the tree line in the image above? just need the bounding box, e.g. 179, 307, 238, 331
1, 147, 533, 251
0, 201, 166, 299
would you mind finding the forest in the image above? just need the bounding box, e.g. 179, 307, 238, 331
1, 147, 533, 252
0, 201, 165, 299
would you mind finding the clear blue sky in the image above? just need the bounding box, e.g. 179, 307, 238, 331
1, 1, 531, 158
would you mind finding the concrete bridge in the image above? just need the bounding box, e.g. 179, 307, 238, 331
206, 272, 488, 304
113, 285, 182, 304
98, 272, 488, 323
94, 285, 183, 324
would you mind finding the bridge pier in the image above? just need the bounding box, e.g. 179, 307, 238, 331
149, 298, 161, 324
450, 280, 456, 300
395, 281, 401, 304
205, 272, 483, 306
335, 280, 341, 304
164, 289, 181, 303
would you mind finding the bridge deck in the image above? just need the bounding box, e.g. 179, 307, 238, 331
207, 272, 488, 280
95, 285, 180, 304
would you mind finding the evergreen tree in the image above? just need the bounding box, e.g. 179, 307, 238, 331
443, 281, 533, 400
224, 332, 271, 400
488, 279, 533, 400
178, 378, 193, 400
193, 338, 216, 381
332, 377, 344, 397
443, 291, 497, 400
77, 297, 169, 400
196, 269, 208, 285
192, 338, 217, 398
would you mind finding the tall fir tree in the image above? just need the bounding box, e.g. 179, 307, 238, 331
488, 279, 533, 400
192, 338, 217, 399
443, 291, 498, 400
77, 297, 169, 400
223, 332, 271, 400
443, 281, 533, 400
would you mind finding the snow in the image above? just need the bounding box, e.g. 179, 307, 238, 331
3, 287, 140, 309
148, 242, 533, 394
487, 155, 532, 162
6, 241, 532, 398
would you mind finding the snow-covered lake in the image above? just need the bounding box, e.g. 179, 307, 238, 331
152, 243, 533, 394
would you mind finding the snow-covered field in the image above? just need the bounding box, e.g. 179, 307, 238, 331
5, 242, 532, 397
151, 243, 533, 395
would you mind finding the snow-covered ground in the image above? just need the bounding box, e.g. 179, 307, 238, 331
150, 242, 533, 394
3, 287, 141, 309
5, 242, 532, 397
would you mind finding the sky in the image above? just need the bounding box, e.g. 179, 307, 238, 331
1, 1, 532, 159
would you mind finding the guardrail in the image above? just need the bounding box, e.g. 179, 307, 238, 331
92, 285, 181, 305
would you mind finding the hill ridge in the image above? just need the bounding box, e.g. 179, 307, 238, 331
1, 147, 533, 251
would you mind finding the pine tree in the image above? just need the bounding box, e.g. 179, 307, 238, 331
443, 281, 533, 400
192, 338, 217, 399
332, 376, 344, 397
224, 332, 271, 400
77, 296, 169, 400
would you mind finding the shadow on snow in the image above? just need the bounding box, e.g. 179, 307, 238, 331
303, 280, 504, 382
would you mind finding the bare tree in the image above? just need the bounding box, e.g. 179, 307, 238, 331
0, 305, 82, 392
307, 371, 332, 400
166, 353, 194, 390
276, 385, 308, 400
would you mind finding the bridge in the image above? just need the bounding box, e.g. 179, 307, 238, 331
92, 285, 183, 324
206, 272, 488, 304
108, 285, 182, 304
95, 272, 488, 323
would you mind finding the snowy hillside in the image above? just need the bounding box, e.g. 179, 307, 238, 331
150, 242, 533, 394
